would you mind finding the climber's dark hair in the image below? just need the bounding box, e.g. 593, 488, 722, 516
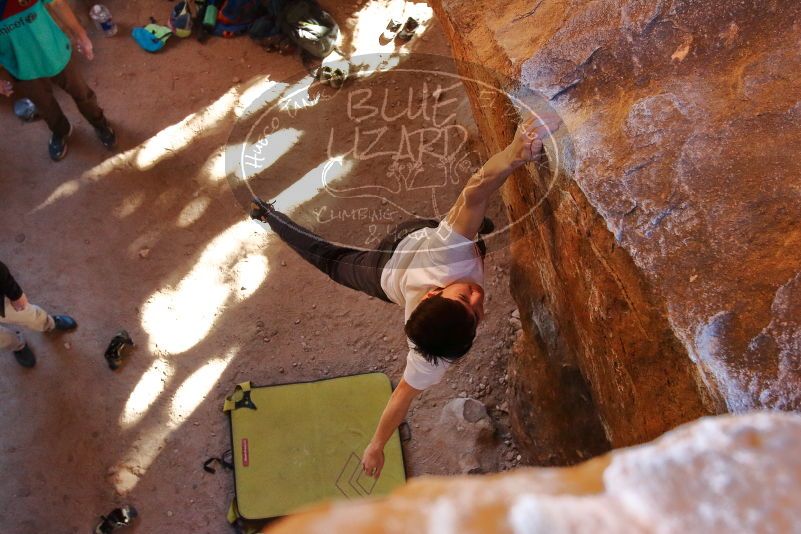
404, 294, 476, 365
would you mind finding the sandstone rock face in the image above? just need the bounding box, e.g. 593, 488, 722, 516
432, 398, 497, 474
430, 0, 801, 462
266, 413, 801, 533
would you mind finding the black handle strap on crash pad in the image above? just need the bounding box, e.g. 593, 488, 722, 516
203, 450, 234, 474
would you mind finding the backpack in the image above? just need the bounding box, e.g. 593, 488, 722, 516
213, 0, 263, 37
280, 0, 338, 58
247, 0, 287, 40
169, 0, 193, 38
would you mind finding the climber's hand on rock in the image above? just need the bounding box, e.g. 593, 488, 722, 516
362, 442, 385, 479
507, 113, 561, 164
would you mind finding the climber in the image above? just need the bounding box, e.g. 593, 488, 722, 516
250, 114, 557, 478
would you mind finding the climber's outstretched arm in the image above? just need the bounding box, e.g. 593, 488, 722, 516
361, 378, 421, 479
446, 115, 558, 239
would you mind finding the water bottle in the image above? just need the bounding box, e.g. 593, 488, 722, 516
90, 4, 118, 37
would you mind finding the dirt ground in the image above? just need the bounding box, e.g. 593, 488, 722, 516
0, 1, 523, 531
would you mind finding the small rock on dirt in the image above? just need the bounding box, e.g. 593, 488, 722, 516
433, 398, 497, 474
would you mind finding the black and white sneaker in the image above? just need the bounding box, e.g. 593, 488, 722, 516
48, 122, 73, 161
94, 505, 138, 534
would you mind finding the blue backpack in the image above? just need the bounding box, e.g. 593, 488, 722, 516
213, 0, 262, 37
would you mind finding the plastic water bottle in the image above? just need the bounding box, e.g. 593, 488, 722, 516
90, 4, 118, 37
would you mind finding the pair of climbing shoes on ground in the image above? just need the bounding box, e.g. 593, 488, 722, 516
381, 16, 420, 43
315, 64, 349, 88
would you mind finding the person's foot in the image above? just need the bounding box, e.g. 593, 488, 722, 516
250, 197, 276, 222
48, 122, 73, 161
52, 315, 78, 331
13, 345, 36, 368
95, 123, 117, 150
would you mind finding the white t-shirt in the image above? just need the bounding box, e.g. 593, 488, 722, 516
380, 220, 484, 390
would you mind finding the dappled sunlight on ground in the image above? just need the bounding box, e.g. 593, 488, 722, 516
170, 352, 237, 425
273, 156, 354, 213
113, 190, 147, 219
112, 347, 238, 495
30, 73, 300, 210
237, 127, 304, 182
176, 196, 212, 227
236, 78, 288, 120
134, 88, 241, 171
121, 357, 173, 428
140, 220, 269, 355
341, 0, 434, 73
198, 147, 229, 183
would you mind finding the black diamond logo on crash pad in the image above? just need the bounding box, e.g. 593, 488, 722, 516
335, 452, 378, 499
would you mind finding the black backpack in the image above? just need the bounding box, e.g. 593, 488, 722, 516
280, 0, 339, 58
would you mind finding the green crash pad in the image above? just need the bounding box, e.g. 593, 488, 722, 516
224, 373, 406, 520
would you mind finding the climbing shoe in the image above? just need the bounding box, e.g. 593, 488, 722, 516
94, 505, 138, 534
382, 18, 402, 41
52, 315, 78, 331
397, 17, 419, 41
105, 330, 134, 370
250, 196, 276, 222
13, 344, 36, 368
